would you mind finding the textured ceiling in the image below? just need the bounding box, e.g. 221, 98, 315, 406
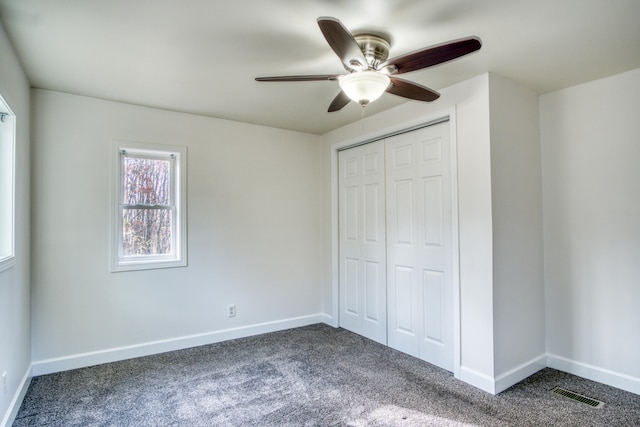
1, 0, 639, 134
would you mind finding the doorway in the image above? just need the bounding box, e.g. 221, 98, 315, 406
337, 120, 456, 372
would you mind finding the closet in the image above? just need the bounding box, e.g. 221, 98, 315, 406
338, 120, 454, 372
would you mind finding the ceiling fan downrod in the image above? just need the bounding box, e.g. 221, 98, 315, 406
353, 34, 391, 69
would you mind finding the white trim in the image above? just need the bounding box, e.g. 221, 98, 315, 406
330, 112, 452, 152
547, 353, 640, 396
458, 365, 497, 394
0, 364, 31, 427
448, 107, 461, 380
329, 142, 340, 328
455, 355, 548, 395
319, 312, 335, 326
0, 94, 15, 272
0, 257, 15, 274
494, 354, 547, 394
32, 314, 327, 376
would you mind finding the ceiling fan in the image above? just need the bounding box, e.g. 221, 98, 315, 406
256, 17, 481, 112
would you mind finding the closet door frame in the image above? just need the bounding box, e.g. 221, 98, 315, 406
329, 108, 461, 378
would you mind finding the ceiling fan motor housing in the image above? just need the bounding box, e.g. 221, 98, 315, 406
354, 34, 391, 68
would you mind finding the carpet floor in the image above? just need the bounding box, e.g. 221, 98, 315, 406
13, 324, 640, 426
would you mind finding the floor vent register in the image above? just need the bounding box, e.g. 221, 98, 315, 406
551, 386, 605, 408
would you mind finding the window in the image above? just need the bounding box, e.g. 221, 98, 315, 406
111, 140, 187, 271
0, 95, 15, 273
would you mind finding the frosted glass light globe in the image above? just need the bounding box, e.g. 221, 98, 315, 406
339, 71, 390, 106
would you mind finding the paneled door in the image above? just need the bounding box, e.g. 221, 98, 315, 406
338, 140, 387, 345
385, 121, 453, 371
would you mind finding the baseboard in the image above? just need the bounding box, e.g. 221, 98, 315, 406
547, 354, 640, 395
32, 314, 325, 377
457, 354, 546, 395
0, 364, 31, 427
320, 312, 337, 327
457, 365, 497, 394
494, 354, 546, 394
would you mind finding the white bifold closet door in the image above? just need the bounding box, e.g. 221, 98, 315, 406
385, 121, 453, 372
338, 121, 453, 372
338, 140, 387, 345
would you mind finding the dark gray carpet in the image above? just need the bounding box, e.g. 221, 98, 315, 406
13, 324, 640, 426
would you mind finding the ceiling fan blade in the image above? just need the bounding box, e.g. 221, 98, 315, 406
379, 37, 481, 75
255, 74, 341, 82
317, 17, 368, 71
328, 91, 351, 112
387, 77, 440, 102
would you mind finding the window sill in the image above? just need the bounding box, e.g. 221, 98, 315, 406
0, 255, 16, 274
111, 258, 187, 273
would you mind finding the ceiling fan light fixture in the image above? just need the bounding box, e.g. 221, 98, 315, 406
256, 17, 481, 112
339, 71, 390, 106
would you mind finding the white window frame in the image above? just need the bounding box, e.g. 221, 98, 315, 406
111, 140, 187, 272
0, 94, 16, 273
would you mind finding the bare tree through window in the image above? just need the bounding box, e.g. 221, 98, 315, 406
121, 156, 173, 256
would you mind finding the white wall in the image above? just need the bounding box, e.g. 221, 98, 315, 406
322, 74, 498, 391
488, 74, 546, 388
30, 89, 324, 373
541, 68, 640, 394
0, 23, 31, 427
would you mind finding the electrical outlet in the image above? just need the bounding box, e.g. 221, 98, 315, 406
228, 304, 236, 318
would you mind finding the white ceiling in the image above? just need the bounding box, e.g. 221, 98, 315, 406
1, 0, 639, 135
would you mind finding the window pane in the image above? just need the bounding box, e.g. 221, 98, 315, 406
123, 157, 170, 205
122, 208, 172, 256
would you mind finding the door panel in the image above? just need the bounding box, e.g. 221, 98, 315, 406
386, 121, 453, 371
394, 265, 415, 334
364, 184, 381, 243
394, 179, 414, 245
364, 261, 381, 321
344, 186, 359, 241
344, 257, 359, 315
338, 141, 387, 345
423, 269, 444, 343
423, 176, 444, 246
